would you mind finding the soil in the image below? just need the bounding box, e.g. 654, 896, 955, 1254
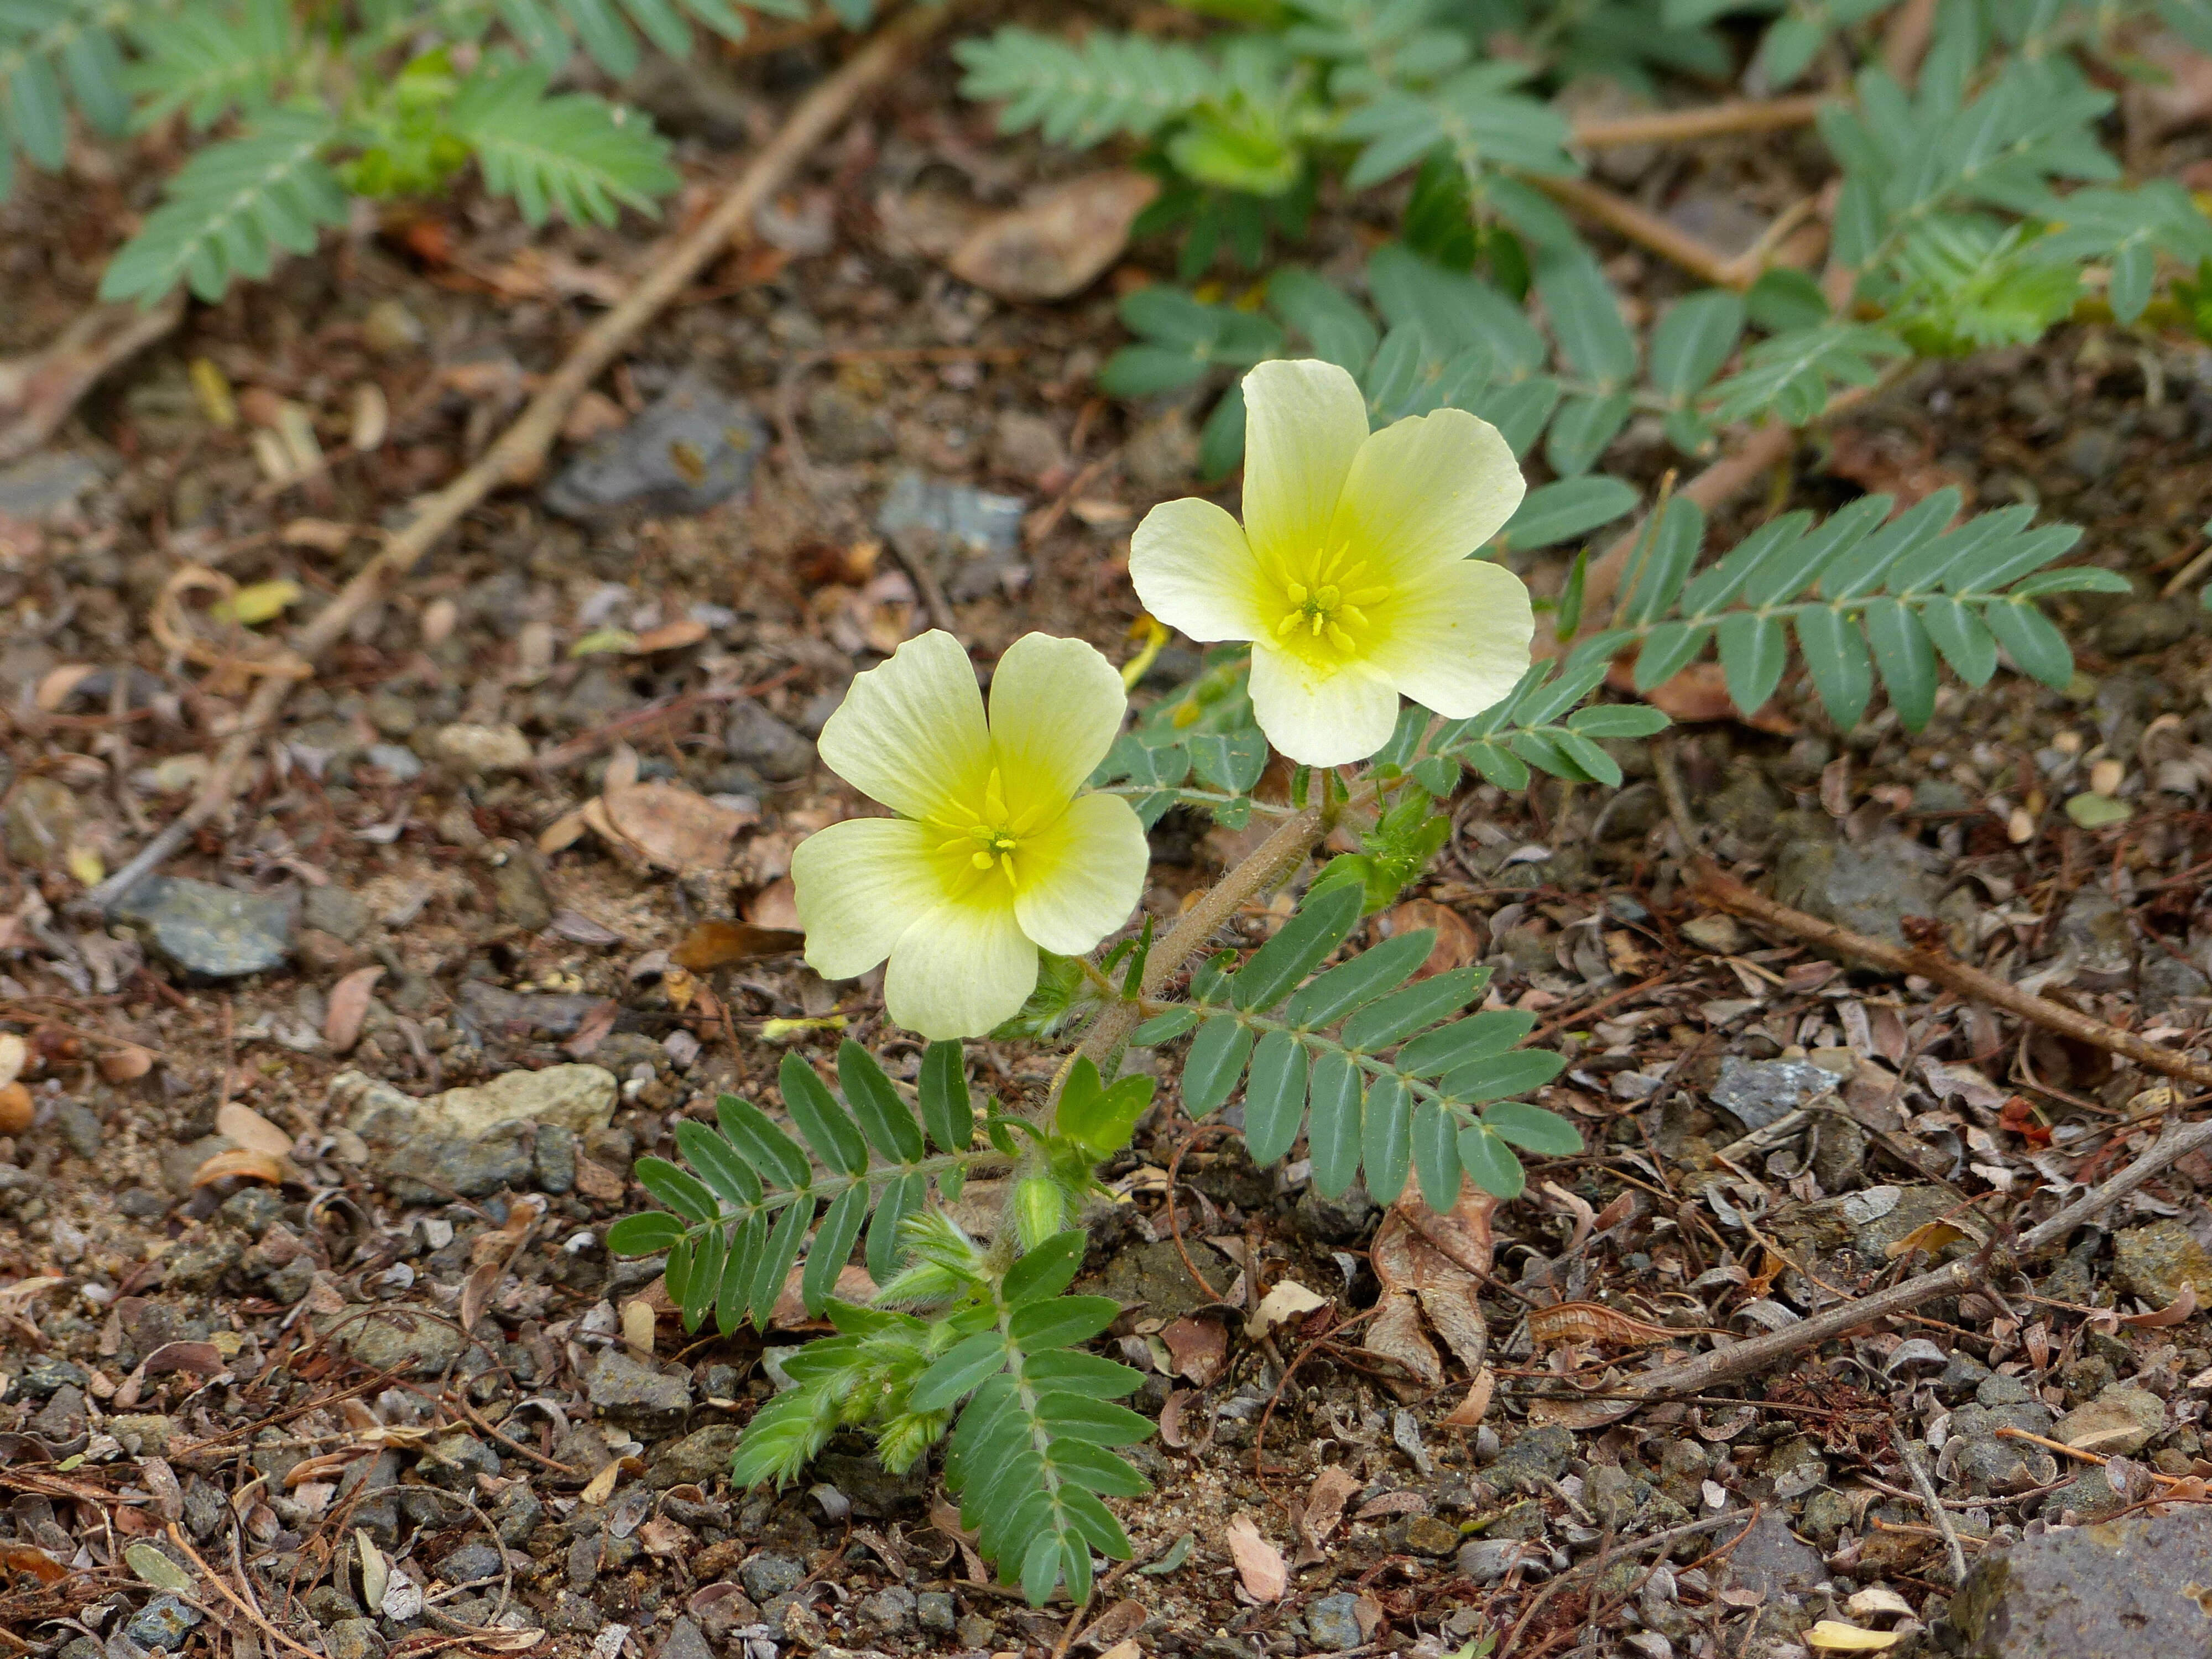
6, 18, 2212, 1659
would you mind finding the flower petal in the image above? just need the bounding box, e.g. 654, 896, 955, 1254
1129, 497, 1271, 643
1367, 556, 1534, 719
1014, 792, 1150, 956
817, 630, 990, 825
1248, 644, 1401, 768
988, 633, 1129, 831
1332, 406, 1525, 578
1242, 359, 1368, 571
884, 894, 1039, 1041
791, 817, 949, 980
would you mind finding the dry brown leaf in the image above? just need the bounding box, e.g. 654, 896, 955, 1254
769, 1261, 876, 1331
1399, 1183, 1495, 1277
670, 919, 806, 971
1383, 899, 1484, 978
631, 619, 709, 654
1297, 1465, 1361, 1556
574, 1155, 627, 1203
539, 809, 588, 854
580, 1457, 637, 1507
1246, 1280, 1327, 1343
34, 665, 98, 712
1224, 1514, 1287, 1601
460, 1259, 504, 1335
2112, 1281, 2199, 1330
142, 1340, 224, 1375
0, 294, 182, 464
622, 1299, 658, 1357
745, 877, 801, 931
190, 1147, 285, 1187
1528, 1301, 1682, 1348
945, 171, 1157, 300
562, 999, 619, 1058
1362, 1290, 1443, 1396
599, 781, 753, 872
1073, 1600, 1146, 1652
323, 965, 384, 1055
1160, 1313, 1229, 1386
638, 1516, 696, 1558
1443, 1364, 1496, 1427
0, 1542, 67, 1584
1352, 1491, 1427, 1521
1882, 1219, 1970, 1261
217, 1100, 293, 1157
1158, 1387, 1210, 1451
1606, 658, 1797, 733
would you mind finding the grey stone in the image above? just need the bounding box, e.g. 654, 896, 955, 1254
0, 451, 106, 520
1455, 1538, 1522, 1584
1943, 1504, 2212, 1655
739, 1552, 805, 1601
658, 1618, 713, 1659
494, 857, 554, 933
421, 1432, 499, 1489
433, 724, 533, 775
1772, 822, 1941, 947
1951, 1437, 2058, 1495
2142, 952, 2210, 1014
916, 1591, 955, 1636
2112, 1220, 2212, 1305
365, 743, 422, 782
534, 1124, 576, 1196
221, 1187, 284, 1233
491, 1480, 543, 1545
380, 1125, 533, 1202
1308, 1592, 1365, 1651
805, 383, 893, 463
812, 1445, 930, 1517
1763, 1437, 1827, 1501
1488, 1427, 1574, 1493
1799, 1488, 1854, 1546
15, 1357, 88, 1399
5, 777, 78, 867
546, 371, 766, 524
319, 1305, 470, 1376
109, 1414, 173, 1456
2038, 1465, 2127, 1522
1709, 1055, 1836, 1134
123, 1595, 201, 1650
30, 1384, 85, 1441
2094, 599, 2195, 658
1721, 1510, 1824, 1602
111, 877, 292, 978
2053, 1384, 2164, 1457
855, 1585, 915, 1636
878, 471, 1026, 602
648, 1424, 743, 1488
438, 1541, 503, 1584
1979, 1373, 2039, 1408
1295, 1180, 1379, 1244
991, 410, 1066, 483
586, 1348, 690, 1435
2062, 427, 2124, 482
1084, 1237, 1231, 1323
162, 1231, 243, 1290
547, 1590, 602, 1634
723, 700, 815, 782
2056, 890, 2136, 987
182, 1477, 226, 1540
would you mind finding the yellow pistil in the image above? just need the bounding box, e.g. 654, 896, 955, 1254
1274, 552, 1386, 658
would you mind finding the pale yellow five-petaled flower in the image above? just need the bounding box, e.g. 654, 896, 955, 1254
1131, 358, 1536, 767
791, 630, 1149, 1041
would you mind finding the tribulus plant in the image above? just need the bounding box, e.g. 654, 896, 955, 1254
606, 356, 2121, 1605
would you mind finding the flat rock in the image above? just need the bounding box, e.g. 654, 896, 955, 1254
545, 371, 765, 524
1709, 1055, 1835, 1134
586, 1348, 691, 1436
2054, 1384, 2164, 1456
2111, 1219, 2212, 1305
1943, 1505, 2212, 1655
111, 877, 293, 978
336, 1063, 617, 1143
318, 1305, 472, 1376
434, 723, 533, 774
1721, 1510, 1825, 1603
1772, 823, 1940, 947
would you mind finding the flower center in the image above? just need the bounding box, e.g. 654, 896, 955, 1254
1271, 548, 1388, 659
936, 766, 1026, 887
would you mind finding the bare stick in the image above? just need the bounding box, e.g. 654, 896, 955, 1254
1690, 858, 2212, 1094
1571, 95, 1825, 149
1530, 174, 1745, 289
88, 2, 957, 911
1892, 1422, 1968, 1585
2018, 1113, 2212, 1255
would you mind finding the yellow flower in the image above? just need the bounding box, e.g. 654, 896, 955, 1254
1130, 359, 1535, 767
791, 630, 1150, 1041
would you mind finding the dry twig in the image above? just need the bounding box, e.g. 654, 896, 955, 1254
1571, 95, 1825, 149
88, 0, 961, 911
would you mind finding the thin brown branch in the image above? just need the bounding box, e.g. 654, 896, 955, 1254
1571, 95, 1826, 149
1689, 858, 2212, 1094
1528, 174, 1745, 289
168, 1523, 325, 1659
87, 1, 962, 911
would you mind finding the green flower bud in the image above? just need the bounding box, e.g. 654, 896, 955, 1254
1014, 1176, 1065, 1251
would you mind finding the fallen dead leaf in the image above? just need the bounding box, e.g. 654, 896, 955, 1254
323, 966, 384, 1055
1806, 1623, 1903, 1652
1296, 1465, 1361, 1560
946, 170, 1157, 300
190, 1147, 286, 1187
1224, 1513, 1287, 1601
98, 1042, 156, 1084
769, 1261, 877, 1331
631, 618, 709, 654
1352, 1491, 1427, 1521
671, 919, 806, 971
1247, 1280, 1328, 1343
594, 781, 754, 872
1073, 1600, 1146, 1652
1528, 1301, 1683, 1348
1366, 1184, 1495, 1397
140, 1340, 224, 1375
1606, 659, 1797, 733
0, 1542, 67, 1584
34, 665, 98, 712
1158, 1388, 1210, 1452
0, 294, 184, 464
1382, 899, 1484, 978
1160, 1313, 1229, 1386
745, 877, 801, 931
2117, 1281, 2199, 1328
1443, 1364, 1496, 1427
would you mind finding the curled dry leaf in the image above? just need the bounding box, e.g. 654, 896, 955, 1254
217, 1100, 295, 1158
1365, 1184, 1494, 1396
1297, 1465, 1361, 1559
1527, 1302, 1683, 1348
1382, 899, 1484, 978
1224, 1513, 1287, 1602
141, 1340, 224, 1376
1160, 1314, 1228, 1386
945, 170, 1157, 301
2117, 1281, 2199, 1329
1073, 1599, 1147, 1652
592, 781, 755, 873
670, 919, 806, 970
190, 1147, 286, 1188
1443, 1364, 1496, 1427
1158, 1387, 1211, 1452
1246, 1280, 1327, 1343
1806, 1623, 1903, 1652
324, 965, 385, 1055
